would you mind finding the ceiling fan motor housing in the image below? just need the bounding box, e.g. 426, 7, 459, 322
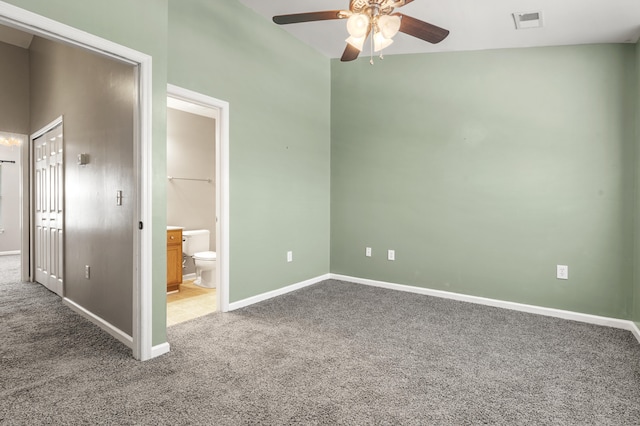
350, 0, 396, 16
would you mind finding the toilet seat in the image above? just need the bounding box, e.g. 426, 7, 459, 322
193, 251, 216, 261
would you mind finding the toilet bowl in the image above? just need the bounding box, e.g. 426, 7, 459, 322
193, 250, 217, 288
182, 229, 217, 289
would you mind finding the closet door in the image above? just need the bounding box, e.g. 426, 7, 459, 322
34, 122, 64, 296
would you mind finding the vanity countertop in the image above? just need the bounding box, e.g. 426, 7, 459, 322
167, 226, 184, 231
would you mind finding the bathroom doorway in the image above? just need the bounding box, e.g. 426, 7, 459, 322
166, 85, 229, 326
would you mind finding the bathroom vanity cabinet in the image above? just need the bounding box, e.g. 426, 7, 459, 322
167, 229, 183, 292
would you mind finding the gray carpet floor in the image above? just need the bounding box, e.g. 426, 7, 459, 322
1, 254, 640, 425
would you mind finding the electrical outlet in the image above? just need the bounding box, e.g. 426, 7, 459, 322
287, 251, 293, 263
85, 265, 90, 279
365, 247, 372, 257
557, 265, 568, 280
388, 250, 395, 261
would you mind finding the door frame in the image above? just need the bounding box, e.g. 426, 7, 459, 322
167, 84, 230, 313
0, 1, 155, 360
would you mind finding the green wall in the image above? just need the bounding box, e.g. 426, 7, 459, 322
331, 45, 637, 319
167, 0, 331, 302
5, 0, 169, 345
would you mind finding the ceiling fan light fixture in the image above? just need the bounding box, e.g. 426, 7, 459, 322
346, 35, 366, 51
377, 15, 401, 39
346, 13, 370, 38
0, 135, 21, 147
373, 31, 394, 52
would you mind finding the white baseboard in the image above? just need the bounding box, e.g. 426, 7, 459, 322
63, 298, 133, 348
228, 273, 331, 311
330, 274, 640, 337
182, 273, 196, 281
151, 342, 170, 358
631, 322, 640, 344
0, 250, 20, 256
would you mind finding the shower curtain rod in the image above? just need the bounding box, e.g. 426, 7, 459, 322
167, 176, 212, 183
0, 160, 16, 164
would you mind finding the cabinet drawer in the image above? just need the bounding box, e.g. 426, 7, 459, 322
167, 229, 182, 245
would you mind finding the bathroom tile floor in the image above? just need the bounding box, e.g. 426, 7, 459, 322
167, 280, 216, 326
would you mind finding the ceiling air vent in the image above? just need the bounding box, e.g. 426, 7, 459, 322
513, 11, 543, 30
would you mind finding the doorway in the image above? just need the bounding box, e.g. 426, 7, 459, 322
166, 85, 230, 324
0, 132, 24, 262
0, 2, 154, 360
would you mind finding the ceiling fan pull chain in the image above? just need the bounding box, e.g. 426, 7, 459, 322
369, 23, 374, 65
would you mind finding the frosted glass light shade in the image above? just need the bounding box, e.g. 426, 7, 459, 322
377, 15, 401, 39
346, 35, 366, 51
347, 14, 370, 38
373, 31, 394, 52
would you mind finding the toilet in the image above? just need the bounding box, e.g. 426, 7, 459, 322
182, 229, 217, 288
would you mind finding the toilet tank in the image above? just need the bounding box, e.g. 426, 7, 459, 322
182, 229, 210, 255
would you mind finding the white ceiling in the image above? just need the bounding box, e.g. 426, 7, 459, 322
238, 0, 640, 58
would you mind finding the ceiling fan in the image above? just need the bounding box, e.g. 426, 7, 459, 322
273, 0, 450, 62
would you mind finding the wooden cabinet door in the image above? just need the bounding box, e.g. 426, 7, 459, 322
167, 243, 182, 292
167, 229, 183, 292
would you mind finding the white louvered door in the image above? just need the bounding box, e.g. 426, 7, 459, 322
34, 123, 64, 296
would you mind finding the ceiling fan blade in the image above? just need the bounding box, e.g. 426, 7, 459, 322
396, 13, 449, 44
341, 43, 361, 62
273, 10, 345, 25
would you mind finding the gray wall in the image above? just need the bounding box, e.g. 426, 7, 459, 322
0, 41, 29, 253
0, 41, 29, 134
30, 36, 136, 335
166, 107, 216, 270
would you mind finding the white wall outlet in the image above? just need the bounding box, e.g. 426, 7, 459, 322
85, 265, 90, 279
287, 251, 293, 263
388, 250, 395, 261
557, 265, 568, 280
365, 247, 372, 257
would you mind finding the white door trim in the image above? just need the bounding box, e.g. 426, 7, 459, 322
30, 116, 63, 140
19, 133, 29, 282
0, 1, 155, 360
167, 84, 230, 313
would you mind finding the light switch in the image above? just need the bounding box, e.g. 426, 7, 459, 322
77, 153, 89, 165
